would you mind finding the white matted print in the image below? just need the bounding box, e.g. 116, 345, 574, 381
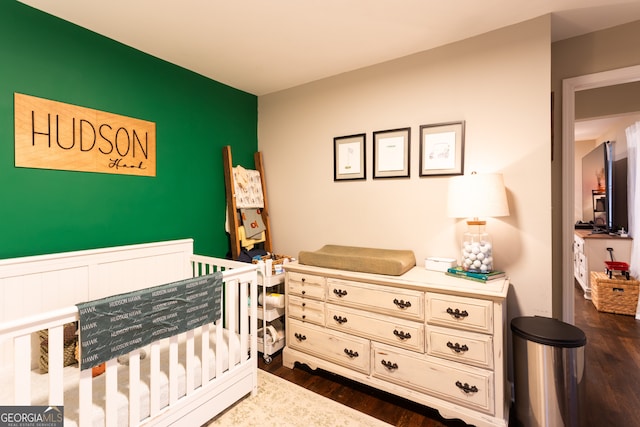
334, 133, 366, 181
373, 128, 410, 178
419, 121, 464, 177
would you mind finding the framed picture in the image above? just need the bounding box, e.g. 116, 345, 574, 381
373, 127, 410, 179
419, 121, 465, 177
334, 133, 366, 181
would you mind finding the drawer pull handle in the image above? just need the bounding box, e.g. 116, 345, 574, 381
302, 302, 306, 307
381, 359, 398, 370
301, 278, 306, 282
333, 315, 348, 324
344, 348, 359, 358
294, 333, 307, 341
393, 298, 412, 309
393, 329, 412, 340
301, 290, 306, 295
446, 308, 469, 319
333, 289, 348, 297
455, 381, 478, 394
447, 342, 469, 353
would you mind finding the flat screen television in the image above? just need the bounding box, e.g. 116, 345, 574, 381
581, 141, 628, 233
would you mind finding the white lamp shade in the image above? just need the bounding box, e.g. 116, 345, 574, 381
447, 173, 510, 219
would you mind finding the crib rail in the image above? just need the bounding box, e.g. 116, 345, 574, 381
0, 254, 258, 427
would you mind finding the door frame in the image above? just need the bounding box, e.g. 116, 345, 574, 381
562, 64, 640, 322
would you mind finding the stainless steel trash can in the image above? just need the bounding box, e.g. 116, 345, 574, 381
511, 316, 586, 427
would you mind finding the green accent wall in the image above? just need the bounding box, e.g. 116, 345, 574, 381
0, 2, 257, 259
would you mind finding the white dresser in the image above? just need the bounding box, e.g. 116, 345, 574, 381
283, 263, 510, 427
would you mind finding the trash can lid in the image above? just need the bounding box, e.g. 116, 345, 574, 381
510, 316, 586, 348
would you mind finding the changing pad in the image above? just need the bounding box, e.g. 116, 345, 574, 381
298, 245, 416, 276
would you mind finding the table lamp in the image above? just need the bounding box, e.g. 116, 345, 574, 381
447, 172, 510, 273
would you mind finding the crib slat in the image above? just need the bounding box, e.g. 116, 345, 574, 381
169, 335, 178, 404
13, 334, 31, 404
78, 367, 92, 426
201, 323, 210, 384
105, 358, 118, 427
129, 350, 141, 426
149, 341, 161, 415
185, 329, 195, 394
215, 319, 223, 377
239, 280, 249, 362
227, 278, 238, 371
249, 276, 258, 366
47, 325, 64, 405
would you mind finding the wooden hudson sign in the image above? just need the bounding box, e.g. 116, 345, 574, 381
14, 93, 156, 176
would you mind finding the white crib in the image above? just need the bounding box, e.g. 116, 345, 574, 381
0, 239, 258, 426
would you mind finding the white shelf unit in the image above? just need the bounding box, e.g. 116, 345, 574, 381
256, 270, 285, 363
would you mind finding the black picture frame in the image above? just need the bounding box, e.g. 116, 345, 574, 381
373, 127, 411, 179
419, 121, 465, 177
334, 133, 366, 181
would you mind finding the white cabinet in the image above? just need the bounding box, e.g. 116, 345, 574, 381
283, 263, 509, 427
573, 230, 632, 299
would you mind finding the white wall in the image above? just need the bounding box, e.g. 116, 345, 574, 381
258, 16, 552, 317
574, 139, 598, 222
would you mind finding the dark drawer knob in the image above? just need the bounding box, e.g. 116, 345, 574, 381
447, 342, 469, 353
393, 298, 412, 309
381, 359, 398, 370
455, 381, 478, 394
333, 289, 348, 297
344, 348, 359, 358
446, 308, 469, 319
333, 315, 348, 324
294, 332, 307, 341
393, 329, 411, 340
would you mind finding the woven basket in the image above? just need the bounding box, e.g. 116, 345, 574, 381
591, 271, 639, 315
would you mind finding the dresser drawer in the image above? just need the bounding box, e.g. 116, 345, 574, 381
426, 325, 493, 369
287, 319, 370, 373
574, 236, 585, 254
326, 304, 424, 353
372, 343, 493, 414
426, 293, 493, 334
287, 271, 326, 300
327, 278, 424, 321
288, 295, 325, 325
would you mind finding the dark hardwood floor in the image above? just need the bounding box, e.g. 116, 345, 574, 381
258, 283, 640, 426
573, 281, 640, 427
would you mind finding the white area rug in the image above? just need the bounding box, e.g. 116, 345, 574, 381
206, 370, 393, 426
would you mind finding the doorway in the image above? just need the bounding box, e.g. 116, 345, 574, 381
562, 64, 640, 323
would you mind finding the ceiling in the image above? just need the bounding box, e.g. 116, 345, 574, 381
18, 0, 640, 96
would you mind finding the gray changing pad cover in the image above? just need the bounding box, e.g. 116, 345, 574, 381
298, 245, 416, 276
